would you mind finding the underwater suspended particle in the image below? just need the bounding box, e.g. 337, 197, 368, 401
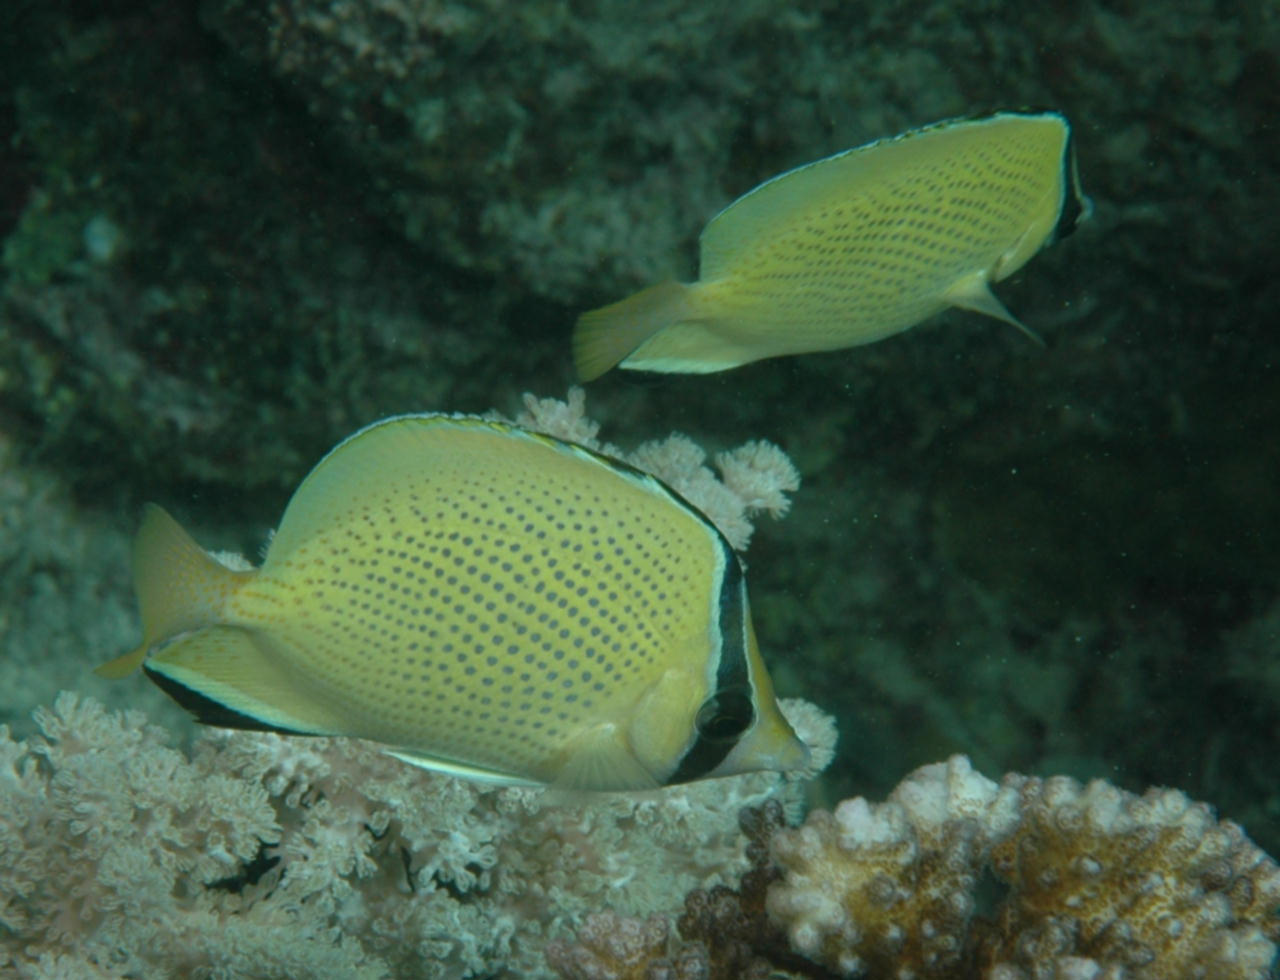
573, 110, 1092, 380
97, 415, 810, 792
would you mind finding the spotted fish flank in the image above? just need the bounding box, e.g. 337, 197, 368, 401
98, 415, 809, 791
573, 111, 1092, 380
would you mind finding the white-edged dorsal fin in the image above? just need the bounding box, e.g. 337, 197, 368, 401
265, 415, 521, 565
700, 114, 1059, 282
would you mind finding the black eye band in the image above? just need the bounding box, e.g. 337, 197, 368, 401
694, 688, 755, 742
667, 543, 755, 785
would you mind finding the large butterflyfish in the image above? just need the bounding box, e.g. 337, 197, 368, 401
98, 415, 809, 792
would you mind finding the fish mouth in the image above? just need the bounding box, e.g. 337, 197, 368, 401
766, 732, 813, 774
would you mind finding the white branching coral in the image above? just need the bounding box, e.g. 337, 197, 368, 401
0, 692, 836, 979
715, 440, 800, 520
514, 388, 800, 551
766, 756, 1280, 980
514, 387, 605, 451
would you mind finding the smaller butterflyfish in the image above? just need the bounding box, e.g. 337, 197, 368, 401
97, 415, 810, 792
573, 110, 1092, 380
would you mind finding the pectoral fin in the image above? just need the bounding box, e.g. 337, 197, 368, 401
944, 272, 1045, 346
552, 723, 661, 792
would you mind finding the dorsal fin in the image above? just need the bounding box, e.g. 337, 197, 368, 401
265, 415, 519, 564
699, 113, 1068, 281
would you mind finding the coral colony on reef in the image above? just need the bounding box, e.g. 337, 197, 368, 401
548, 759, 1280, 980
1, 393, 1277, 979
0, 689, 830, 978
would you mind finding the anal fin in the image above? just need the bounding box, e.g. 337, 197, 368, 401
144, 625, 341, 736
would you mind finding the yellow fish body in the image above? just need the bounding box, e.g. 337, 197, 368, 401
99, 416, 809, 791
573, 111, 1091, 380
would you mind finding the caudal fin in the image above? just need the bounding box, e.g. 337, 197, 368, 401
96, 504, 246, 678
572, 280, 692, 381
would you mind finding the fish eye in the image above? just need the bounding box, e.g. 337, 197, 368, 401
694, 688, 755, 742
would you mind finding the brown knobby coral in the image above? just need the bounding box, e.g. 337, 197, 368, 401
675, 800, 801, 980
767, 755, 1021, 977
767, 756, 1280, 979
977, 773, 1280, 979
551, 757, 1280, 980
545, 911, 708, 980
549, 802, 829, 980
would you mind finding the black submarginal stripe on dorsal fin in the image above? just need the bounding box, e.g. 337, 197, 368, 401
144, 665, 313, 736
